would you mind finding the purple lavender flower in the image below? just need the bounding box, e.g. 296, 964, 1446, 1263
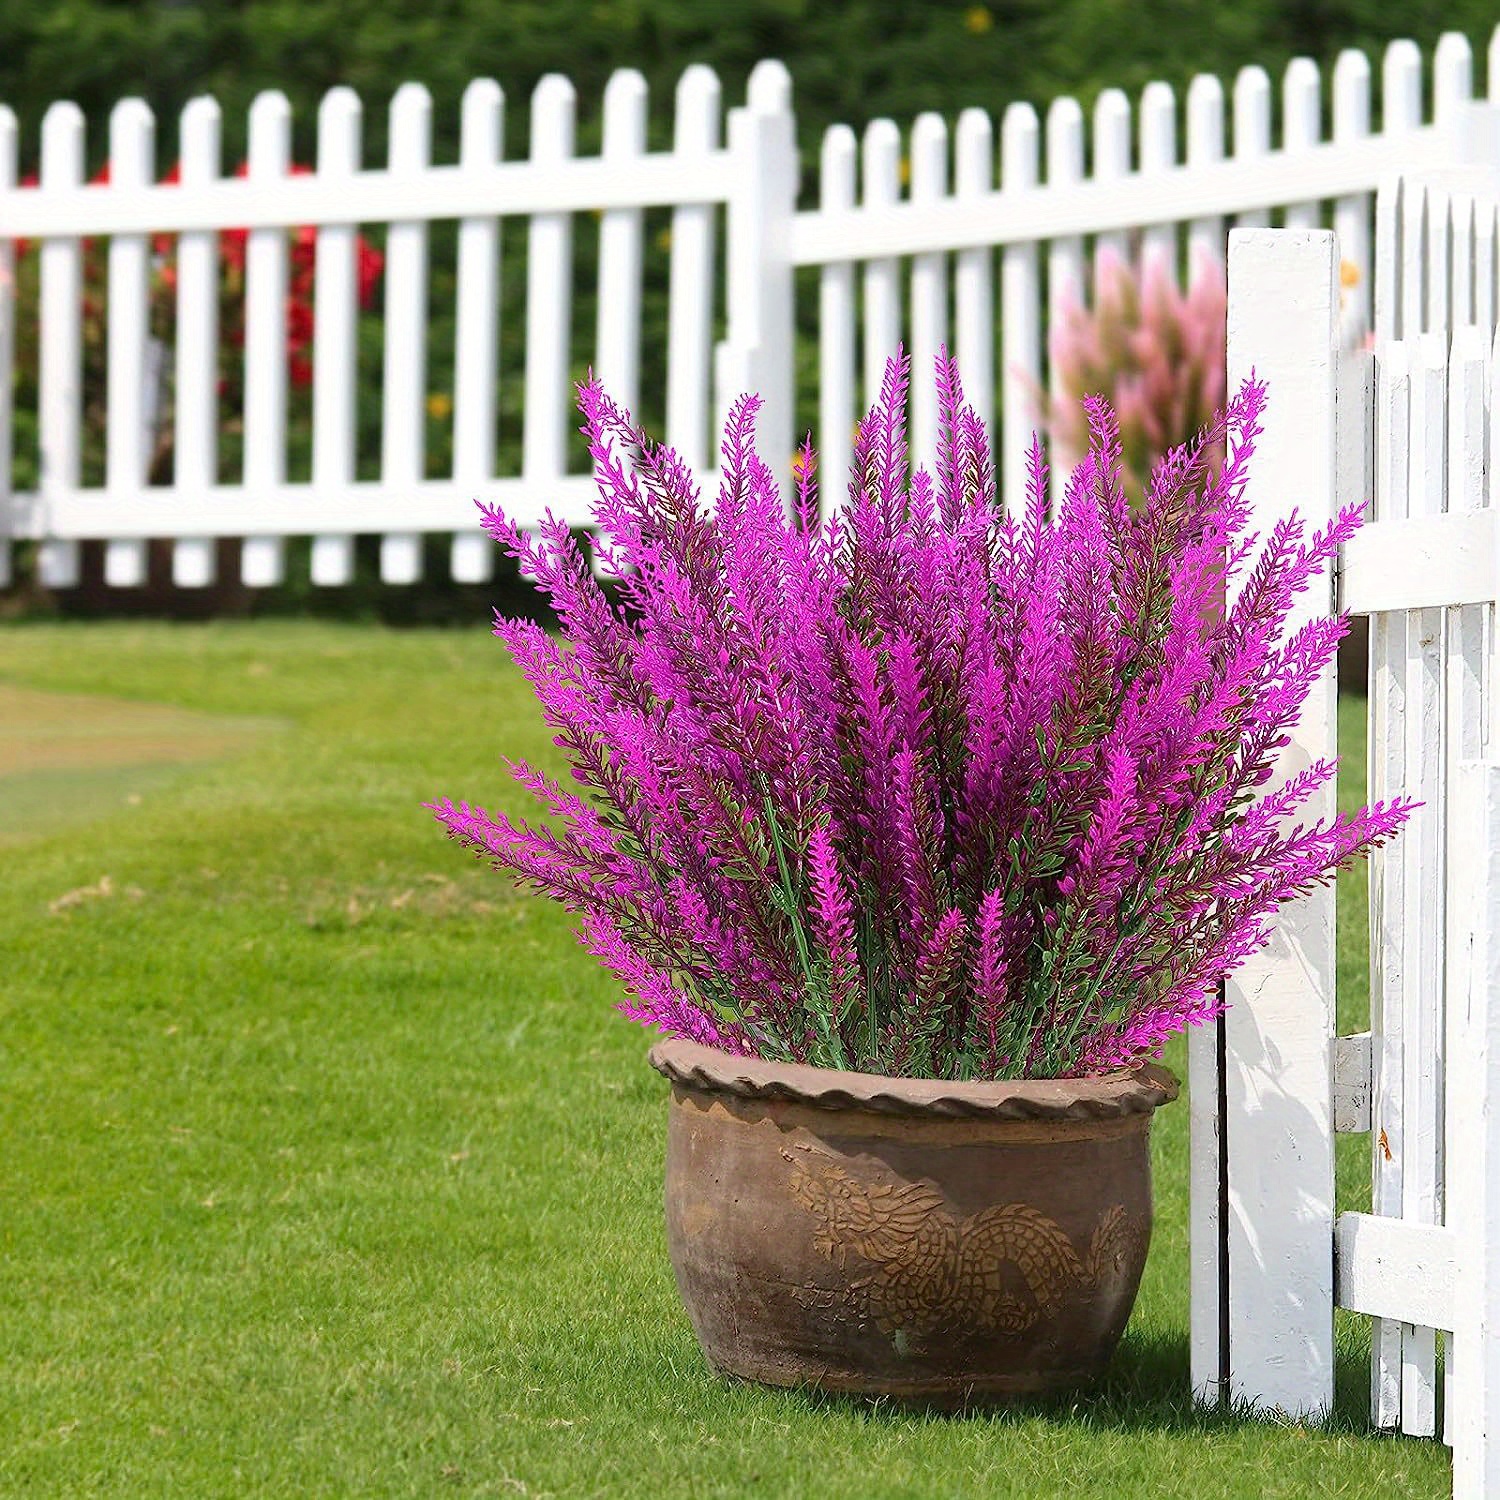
429, 350, 1413, 1079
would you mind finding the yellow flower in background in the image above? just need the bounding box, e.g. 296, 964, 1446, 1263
427, 392, 453, 422
655, 226, 673, 254
899, 156, 911, 187
964, 5, 993, 35
1340, 259, 1361, 288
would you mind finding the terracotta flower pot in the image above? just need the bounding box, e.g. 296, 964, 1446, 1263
649, 1037, 1178, 1404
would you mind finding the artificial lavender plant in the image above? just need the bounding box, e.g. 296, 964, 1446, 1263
429, 351, 1411, 1080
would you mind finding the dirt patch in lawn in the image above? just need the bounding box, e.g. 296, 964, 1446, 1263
0, 683, 285, 841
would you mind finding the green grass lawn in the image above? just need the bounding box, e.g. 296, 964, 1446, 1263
0, 621, 1449, 1499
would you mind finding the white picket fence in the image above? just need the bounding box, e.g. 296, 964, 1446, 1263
3, 31, 1500, 587
1191, 191, 1500, 1496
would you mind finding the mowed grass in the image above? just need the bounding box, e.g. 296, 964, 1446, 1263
0, 621, 1449, 1499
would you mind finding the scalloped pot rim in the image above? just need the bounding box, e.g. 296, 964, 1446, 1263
648, 1037, 1180, 1122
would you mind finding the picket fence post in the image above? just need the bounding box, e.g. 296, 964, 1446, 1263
718, 60, 797, 504
1193, 228, 1341, 1421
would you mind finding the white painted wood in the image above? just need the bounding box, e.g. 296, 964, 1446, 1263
1399, 330, 1449, 1439
1341, 510, 1495, 611
908, 112, 947, 475
1138, 82, 1176, 273
1188, 1008, 1224, 1407
1232, 68, 1271, 230
1001, 103, 1039, 515
241, 90, 292, 588
1369, 334, 1412, 1431
1336, 1213, 1457, 1328
1452, 193, 1477, 330
1491, 23, 1500, 102
379, 82, 432, 586
1185, 74, 1226, 270
596, 69, 648, 420
1044, 95, 1082, 509
666, 65, 719, 477
1447, 761, 1500, 1499
104, 98, 154, 588
1334, 52, 1373, 345
720, 61, 797, 505
1474, 199, 1496, 333
817, 123, 857, 507
954, 107, 994, 482
860, 119, 901, 415
311, 87, 362, 588
1443, 324, 1488, 1453
37, 101, 85, 590
1281, 60, 1322, 233
1435, 32, 1475, 129
1334, 1031, 1374, 1134
1091, 88, 1130, 271
523, 75, 576, 489
1428, 182, 1453, 336
450, 77, 504, 586
172, 96, 221, 589
0, 106, 17, 589
1402, 179, 1429, 342
1222, 228, 1339, 1422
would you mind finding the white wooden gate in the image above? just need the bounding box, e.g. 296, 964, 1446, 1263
1192, 185, 1500, 1497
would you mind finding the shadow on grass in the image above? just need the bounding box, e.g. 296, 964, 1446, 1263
760, 1326, 1396, 1441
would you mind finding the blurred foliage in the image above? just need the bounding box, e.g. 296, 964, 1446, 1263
1, 0, 1496, 619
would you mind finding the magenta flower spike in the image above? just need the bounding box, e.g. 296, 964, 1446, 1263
429, 351, 1412, 1080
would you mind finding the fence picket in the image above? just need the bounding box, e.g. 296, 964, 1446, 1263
173, 97, 221, 588
311, 87, 362, 587
817, 123, 857, 501
1000, 103, 1039, 513
450, 78, 504, 585
1396, 330, 1449, 1439
1045, 96, 1082, 508
1232, 67, 1271, 230
1091, 89, 1130, 271
241, 90, 292, 588
597, 69, 648, 423
1370, 333, 1412, 1431
0, 106, 16, 589
954, 108, 994, 480
103, 98, 154, 589
1186, 75, 1225, 269
378, 83, 432, 585
1139, 82, 1176, 273
1435, 33, 1474, 129
860, 119, 901, 414
909, 113, 947, 474
666, 66, 719, 477
1283, 59, 1321, 234
37, 102, 85, 590
1334, 51, 1373, 343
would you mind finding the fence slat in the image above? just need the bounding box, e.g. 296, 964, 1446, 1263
666, 65, 719, 477
1044, 95, 1083, 509
597, 69, 648, 421
1186, 75, 1225, 269
955, 108, 995, 482
1395, 331, 1449, 1440
1435, 32, 1474, 129
37, 102, 85, 590
1232, 67, 1271, 230
0, 106, 16, 589
860, 118, 901, 414
817, 124, 857, 503
1139, 82, 1176, 273
1091, 88, 1130, 271
1334, 51, 1372, 345
1370, 334, 1412, 1432
523, 75, 576, 487
103, 98, 154, 588
311, 87, 362, 587
378, 83, 432, 586
241, 90, 292, 588
1000, 103, 1039, 513
1443, 324, 1489, 1449
450, 78, 504, 585
909, 112, 947, 474
1222, 227, 1339, 1422
1282, 59, 1322, 233
172, 97, 221, 588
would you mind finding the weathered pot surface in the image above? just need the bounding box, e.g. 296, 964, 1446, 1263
649, 1038, 1179, 1404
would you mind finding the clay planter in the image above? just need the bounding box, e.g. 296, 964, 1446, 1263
649, 1037, 1178, 1404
